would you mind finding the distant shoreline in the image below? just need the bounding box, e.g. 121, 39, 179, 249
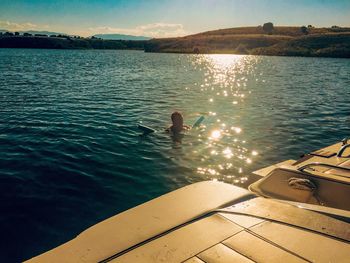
0, 35, 146, 50
1, 26, 350, 58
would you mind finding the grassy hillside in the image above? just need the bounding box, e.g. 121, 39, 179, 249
251, 33, 350, 57
190, 26, 350, 37
0, 35, 146, 50
1, 26, 350, 58
145, 26, 350, 58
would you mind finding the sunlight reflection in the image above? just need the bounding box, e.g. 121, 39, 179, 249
231, 127, 242, 134
211, 150, 218, 155
210, 130, 221, 140
189, 54, 261, 185
223, 148, 233, 159
207, 54, 245, 71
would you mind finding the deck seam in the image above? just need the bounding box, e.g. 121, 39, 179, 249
100, 212, 243, 262
243, 228, 312, 262
215, 209, 350, 243
220, 242, 258, 263
182, 229, 245, 262
217, 213, 311, 262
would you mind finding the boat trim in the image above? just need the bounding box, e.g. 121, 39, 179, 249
298, 162, 350, 179
337, 143, 350, 158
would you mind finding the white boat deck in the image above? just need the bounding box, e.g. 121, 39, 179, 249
254, 141, 350, 177
252, 159, 296, 177
27, 181, 350, 263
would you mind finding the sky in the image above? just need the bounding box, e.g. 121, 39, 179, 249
0, 0, 349, 37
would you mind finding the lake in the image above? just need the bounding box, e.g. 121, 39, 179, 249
0, 49, 349, 261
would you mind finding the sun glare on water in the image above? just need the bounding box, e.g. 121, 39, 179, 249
189, 54, 260, 184
208, 54, 245, 70
210, 130, 222, 139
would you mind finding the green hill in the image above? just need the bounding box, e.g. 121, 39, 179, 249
144, 26, 350, 58
0, 35, 146, 50
1, 26, 349, 58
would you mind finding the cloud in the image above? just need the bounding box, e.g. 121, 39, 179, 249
0, 20, 49, 31
88, 23, 188, 38
0, 20, 187, 38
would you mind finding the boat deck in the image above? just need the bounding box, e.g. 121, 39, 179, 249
27, 181, 350, 263
254, 141, 350, 177
112, 200, 350, 263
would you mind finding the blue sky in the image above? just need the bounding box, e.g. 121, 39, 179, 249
0, 0, 349, 37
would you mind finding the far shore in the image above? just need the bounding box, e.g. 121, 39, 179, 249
1, 25, 350, 58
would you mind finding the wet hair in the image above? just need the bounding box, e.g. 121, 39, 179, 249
171, 111, 183, 122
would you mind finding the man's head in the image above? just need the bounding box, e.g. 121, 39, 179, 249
171, 111, 183, 130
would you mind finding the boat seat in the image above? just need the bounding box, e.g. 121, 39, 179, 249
249, 165, 350, 211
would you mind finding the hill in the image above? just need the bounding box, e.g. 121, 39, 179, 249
189, 26, 350, 37
1, 26, 350, 58
93, 34, 151, 41
144, 26, 350, 58
0, 35, 146, 50
0, 29, 64, 36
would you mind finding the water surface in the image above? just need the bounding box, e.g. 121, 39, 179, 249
0, 49, 349, 261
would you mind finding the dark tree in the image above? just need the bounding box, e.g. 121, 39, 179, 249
14, 32, 20, 36
263, 22, 274, 34
300, 26, 308, 34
